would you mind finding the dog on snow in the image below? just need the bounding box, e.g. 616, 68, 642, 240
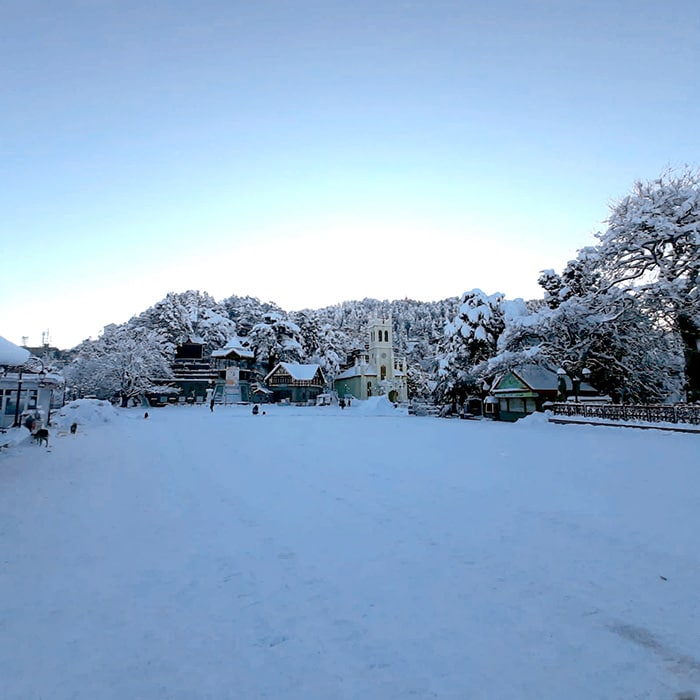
32, 428, 49, 447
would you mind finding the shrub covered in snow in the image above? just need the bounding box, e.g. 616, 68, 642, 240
53, 399, 120, 431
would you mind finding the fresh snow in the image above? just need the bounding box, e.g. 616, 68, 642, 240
0, 335, 30, 366
1, 400, 699, 699
272, 362, 322, 382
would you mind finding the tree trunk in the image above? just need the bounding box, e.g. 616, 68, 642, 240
679, 313, 700, 402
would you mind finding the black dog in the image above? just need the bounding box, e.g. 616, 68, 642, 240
33, 428, 49, 447
70, 422, 77, 434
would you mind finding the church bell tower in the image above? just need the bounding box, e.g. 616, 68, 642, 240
369, 318, 394, 383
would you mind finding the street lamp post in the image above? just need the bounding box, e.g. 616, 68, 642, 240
558, 365, 591, 403
12, 366, 23, 427
556, 367, 567, 401
38, 369, 52, 427
581, 367, 591, 396
572, 374, 581, 402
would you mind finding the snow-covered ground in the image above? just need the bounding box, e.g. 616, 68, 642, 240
1, 399, 699, 700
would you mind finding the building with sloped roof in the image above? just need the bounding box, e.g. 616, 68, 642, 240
491, 365, 603, 421
334, 318, 407, 402
264, 362, 326, 404
211, 338, 257, 403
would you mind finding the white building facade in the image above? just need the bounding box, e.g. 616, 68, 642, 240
0, 336, 64, 429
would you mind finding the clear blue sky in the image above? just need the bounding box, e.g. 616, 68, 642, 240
2, 0, 698, 349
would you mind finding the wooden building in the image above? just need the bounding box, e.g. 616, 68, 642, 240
491, 365, 601, 421
168, 337, 217, 403
264, 362, 326, 404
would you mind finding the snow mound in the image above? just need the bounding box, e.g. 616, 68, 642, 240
512, 410, 552, 428
353, 396, 406, 416
53, 399, 120, 430
0, 426, 33, 449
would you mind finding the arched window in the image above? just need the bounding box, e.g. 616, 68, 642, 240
380, 365, 387, 380
384, 330, 389, 342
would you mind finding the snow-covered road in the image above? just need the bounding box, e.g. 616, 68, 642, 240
1, 401, 698, 699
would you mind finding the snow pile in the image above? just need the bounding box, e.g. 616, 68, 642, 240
52, 399, 120, 431
0, 426, 33, 449
512, 410, 552, 428
352, 396, 406, 416
0, 335, 30, 366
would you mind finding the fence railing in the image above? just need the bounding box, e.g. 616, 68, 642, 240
408, 403, 442, 417
551, 402, 700, 426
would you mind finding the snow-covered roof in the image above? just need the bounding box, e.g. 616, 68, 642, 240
211, 346, 255, 360
251, 385, 273, 395
495, 365, 597, 394
41, 371, 65, 387
335, 364, 377, 380
513, 365, 560, 391
265, 362, 324, 382
0, 336, 31, 367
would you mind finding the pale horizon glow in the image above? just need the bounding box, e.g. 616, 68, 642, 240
2, 0, 698, 349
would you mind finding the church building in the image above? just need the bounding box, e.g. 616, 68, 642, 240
334, 318, 408, 402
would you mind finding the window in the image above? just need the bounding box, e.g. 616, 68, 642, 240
384, 330, 389, 342
380, 366, 387, 380
509, 398, 525, 413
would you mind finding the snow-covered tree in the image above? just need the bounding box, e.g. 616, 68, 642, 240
474, 298, 542, 383
221, 295, 283, 337
539, 248, 603, 310
246, 312, 304, 373
67, 325, 174, 406
406, 363, 434, 401
135, 291, 236, 351
596, 169, 700, 398
536, 288, 683, 402
436, 290, 508, 407
302, 321, 348, 385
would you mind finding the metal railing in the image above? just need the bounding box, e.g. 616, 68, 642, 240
551, 402, 700, 426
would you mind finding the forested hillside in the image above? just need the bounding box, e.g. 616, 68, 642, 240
64, 170, 700, 405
